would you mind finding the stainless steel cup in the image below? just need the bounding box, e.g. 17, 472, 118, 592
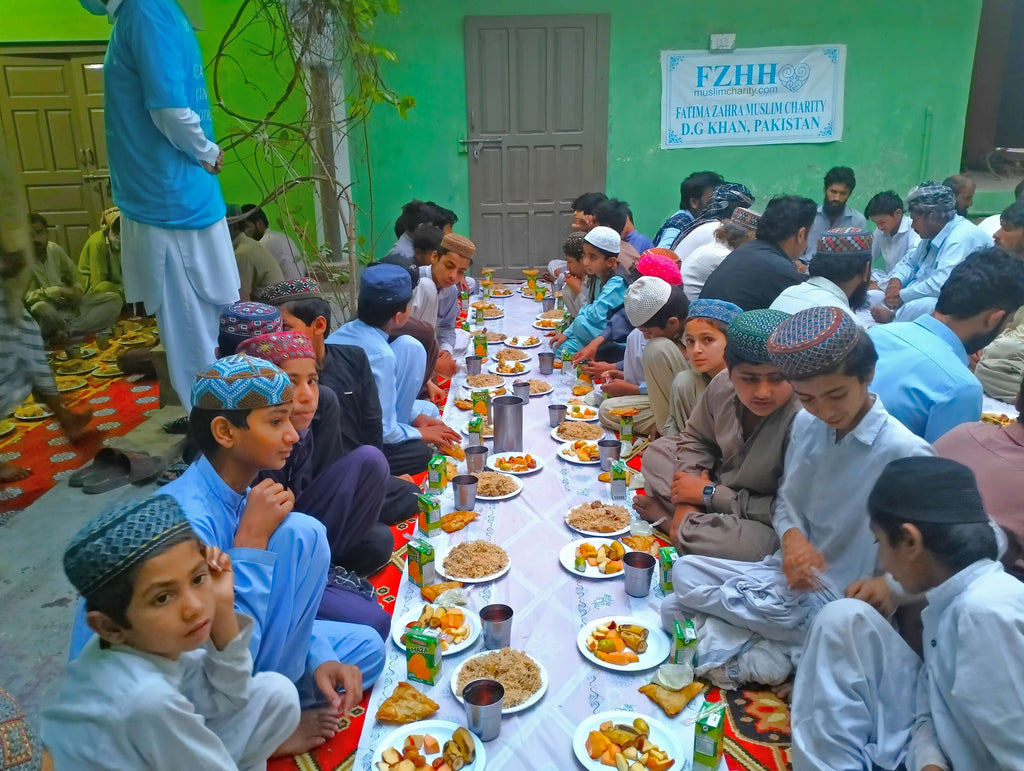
451, 474, 478, 509
480, 603, 513, 649
623, 551, 656, 597
513, 381, 531, 400
542, 297, 555, 312
94, 331, 112, 350
598, 439, 621, 471
492, 395, 524, 453
538, 351, 555, 374
465, 445, 488, 473
548, 403, 567, 427
462, 679, 505, 741
465, 355, 482, 375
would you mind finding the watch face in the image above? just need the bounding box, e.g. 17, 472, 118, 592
702, 484, 715, 497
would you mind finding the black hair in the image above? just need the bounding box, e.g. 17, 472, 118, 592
376, 255, 420, 290
685, 315, 729, 336
942, 175, 972, 196
425, 202, 458, 228
411, 222, 443, 254
642, 285, 690, 330
571, 192, 608, 214
281, 297, 332, 331
84, 528, 201, 629
725, 345, 765, 369
680, 171, 724, 211
864, 191, 904, 219
217, 331, 247, 357
1001, 202, 1024, 230
240, 204, 269, 227
756, 196, 817, 244
188, 407, 252, 460
562, 231, 585, 260
788, 329, 877, 383
809, 248, 871, 284
936, 248, 1024, 318
869, 508, 998, 575
824, 166, 856, 191
714, 220, 756, 250
29, 212, 48, 229
358, 296, 410, 329
593, 198, 630, 234
394, 199, 434, 238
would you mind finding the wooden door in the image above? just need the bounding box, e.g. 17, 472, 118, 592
0, 51, 108, 261
464, 15, 609, 276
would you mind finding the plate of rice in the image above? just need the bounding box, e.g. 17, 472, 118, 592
536, 310, 564, 320
551, 422, 606, 442
436, 540, 511, 583
450, 648, 547, 714
473, 471, 523, 500
496, 348, 530, 362
565, 501, 632, 537
524, 379, 554, 397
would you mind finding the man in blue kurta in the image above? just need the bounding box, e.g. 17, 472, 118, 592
79, 0, 241, 407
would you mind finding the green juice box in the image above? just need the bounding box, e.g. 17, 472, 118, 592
610, 459, 628, 500
659, 545, 679, 592
619, 414, 634, 443
427, 455, 448, 493
417, 493, 442, 537
405, 626, 442, 686
672, 618, 698, 665
406, 537, 436, 587
693, 701, 726, 768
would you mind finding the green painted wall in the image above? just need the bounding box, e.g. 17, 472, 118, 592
353, 0, 984, 253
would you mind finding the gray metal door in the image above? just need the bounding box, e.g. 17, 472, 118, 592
464, 15, 609, 276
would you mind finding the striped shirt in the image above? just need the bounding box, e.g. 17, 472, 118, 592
0, 291, 57, 414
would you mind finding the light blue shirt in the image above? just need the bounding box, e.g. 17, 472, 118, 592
104, 0, 225, 229
804, 205, 867, 261
420, 265, 459, 353
869, 315, 983, 442
559, 274, 627, 354
889, 215, 993, 303
328, 319, 422, 443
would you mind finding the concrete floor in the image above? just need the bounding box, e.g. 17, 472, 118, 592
0, 478, 157, 722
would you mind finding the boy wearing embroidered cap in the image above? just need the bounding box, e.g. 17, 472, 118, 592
662, 306, 932, 690
46, 495, 300, 768
682, 207, 759, 302
770, 227, 873, 318
792, 457, 1024, 771
218, 300, 283, 356
425, 232, 475, 364
640, 309, 799, 562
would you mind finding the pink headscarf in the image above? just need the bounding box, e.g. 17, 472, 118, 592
637, 250, 682, 286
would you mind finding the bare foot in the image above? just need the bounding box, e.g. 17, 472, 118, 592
770, 680, 794, 701
869, 305, 895, 324
633, 493, 672, 524
0, 462, 31, 484
272, 707, 341, 757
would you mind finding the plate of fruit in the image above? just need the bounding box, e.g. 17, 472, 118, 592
577, 617, 669, 671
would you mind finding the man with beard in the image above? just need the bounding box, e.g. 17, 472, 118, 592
802, 167, 866, 262
943, 173, 976, 217
771, 228, 872, 319
869, 249, 1024, 441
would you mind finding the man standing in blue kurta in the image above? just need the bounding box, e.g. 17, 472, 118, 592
79, 0, 241, 408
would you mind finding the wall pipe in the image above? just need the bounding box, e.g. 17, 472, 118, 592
919, 107, 934, 181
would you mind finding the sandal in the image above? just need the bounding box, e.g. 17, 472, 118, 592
156, 461, 189, 486
161, 416, 190, 435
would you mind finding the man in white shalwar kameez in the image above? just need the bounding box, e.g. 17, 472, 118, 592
79, 0, 240, 408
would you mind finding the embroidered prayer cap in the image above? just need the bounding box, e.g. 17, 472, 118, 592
237, 332, 315, 366
816, 226, 873, 259
191, 354, 293, 410
637, 251, 683, 285
727, 309, 791, 364
63, 495, 194, 599
584, 226, 621, 254
359, 263, 412, 306
440, 232, 477, 260
625, 276, 673, 326
868, 457, 988, 524
100, 206, 120, 233
218, 301, 282, 338
730, 207, 760, 232
687, 298, 743, 326
905, 182, 956, 217
766, 305, 859, 378
0, 686, 42, 771
258, 277, 324, 305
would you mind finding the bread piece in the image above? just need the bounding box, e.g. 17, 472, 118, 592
454, 399, 474, 411
375, 681, 440, 724
637, 681, 705, 717
440, 510, 479, 533
439, 443, 465, 461
421, 581, 463, 602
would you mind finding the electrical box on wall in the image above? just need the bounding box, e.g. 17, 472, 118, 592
709, 33, 735, 51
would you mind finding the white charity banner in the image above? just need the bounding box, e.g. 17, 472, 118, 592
661, 44, 846, 149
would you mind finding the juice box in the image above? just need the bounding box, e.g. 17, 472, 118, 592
460, 319, 471, 332
619, 414, 634, 443
557, 311, 571, 332
405, 626, 443, 686
527, 275, 537, 292
473, 333, 488, 358
459, 290, 469, 310
693, 701, 726, 768
471, 388, 490, 419
417, 493, 442, 536
610, 459, 628, 500
407, 536, 436, 586
467, 416, 484, 446
534, 285, 547, 302
481, 268, 495, 281
672, 618, 698, 665
475, 306, 485, 324
480, 280, 492, 299
659, 546, 679, 592
427, 455, 448, 493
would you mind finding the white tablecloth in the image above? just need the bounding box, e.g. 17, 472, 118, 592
355, 288, 726, 770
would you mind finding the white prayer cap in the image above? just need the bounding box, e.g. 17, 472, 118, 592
625, 276, 672, 326
583, 226, 621, 255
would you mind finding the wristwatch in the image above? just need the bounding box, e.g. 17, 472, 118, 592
702, 483, 717, 510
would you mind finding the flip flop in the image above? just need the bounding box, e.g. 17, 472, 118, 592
81, 450, 132, 494
68, 448, 122, 488
162, 416, 190, 435
156, 461, 189, 486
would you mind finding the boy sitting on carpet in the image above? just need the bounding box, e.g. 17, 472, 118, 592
639, 309, 800, 563
45, 495, 300, 768
661, 306, 931, 689
791, 457, 1024, 771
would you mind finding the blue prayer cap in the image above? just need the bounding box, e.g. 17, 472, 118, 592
687, 298, 743, 326
64, 495, 194, 598
191, 354, 293, 410
219, 301, 282, 338
359, 263, 412, 306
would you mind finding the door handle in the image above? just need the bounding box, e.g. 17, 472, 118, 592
82, 172, 110, 181
86, 147, 96, 166
459, 136, 503, 159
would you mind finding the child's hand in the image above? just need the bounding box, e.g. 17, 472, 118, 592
204, 546, 235, 612
781, 529, 826, 591
572, 340, 600, 366
845, 577, 896, 617
550, 333, 568, 349
669, 470, 710, 506
235, 479, 294, 550
314, 660, 364, 715
565, 273, 583, 292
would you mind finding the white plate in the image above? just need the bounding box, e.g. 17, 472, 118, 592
489, 288, 513, 298
474, 310, 505, 321
474, 472, 524, 500
532, 320, 559, 331
391, 606, 482, 656
449, 651, 548, 714
0, 420, 15, 437
486, 452, 545, 475
373, 719, 486, 771
459, 380, 507, 397
527, 381, 554, 397
557, 440, 602, 466
565, 405, 599, 422
435, 544, 512, 583
576, 616, 671, 672
572, 710, 685, 771
564, 505, 632, 538
558, 538, 624, 579
535, 311, 564, 322
550, 425, 607, 442
487, 361, 531, 377
504, 336, 543, 349
14, 406, 55, 421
